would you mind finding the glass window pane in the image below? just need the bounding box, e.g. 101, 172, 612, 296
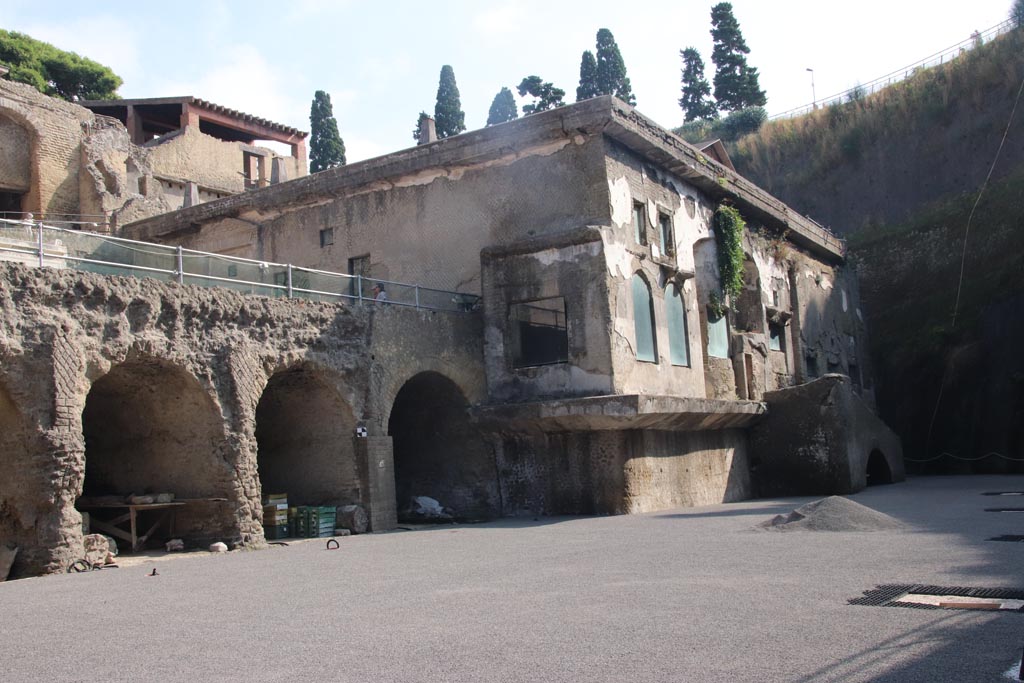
707, 309, 729, 359
632, 274, 657, 362
665, 284, 690, 366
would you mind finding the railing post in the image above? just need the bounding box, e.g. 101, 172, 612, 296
287, 265, 293, 298
37, 221, 44, 268
176, 246, 184, 285
415, 285, 420, 309
357, 275, 363, 303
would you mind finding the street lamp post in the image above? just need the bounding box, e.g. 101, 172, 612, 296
806, 68, 817, 109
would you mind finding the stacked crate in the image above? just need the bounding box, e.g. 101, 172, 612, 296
294, 506, 337, 538
262, 494, 289, 540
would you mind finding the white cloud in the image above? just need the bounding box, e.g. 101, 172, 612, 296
344, 135, 387, 164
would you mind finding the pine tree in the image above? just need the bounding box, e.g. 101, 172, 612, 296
517, 76, 565, 115
594, 29, 636, 105
486, 87, 518, 125
576, 50, 599, 101
679, 48, 717, 122
308, 90, 346, 173
710, 3, 766, 112
433, 65, 466, 139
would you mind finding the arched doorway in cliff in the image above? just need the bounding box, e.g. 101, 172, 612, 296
255, 365, 360, 509
79, 360, 233, 551
388, 372, 498, 522
866, 449, 893, 486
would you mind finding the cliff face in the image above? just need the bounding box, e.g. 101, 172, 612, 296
729, 29, 1024, 472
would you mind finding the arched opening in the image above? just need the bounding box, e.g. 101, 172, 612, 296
0, 380, 29, 575
79, 361, 232, 551
665, 282, 690, 367
388, 372, 498, 522
866, 449, 893, 486
734, 257, 764, 332
0, 112, 31, 217
631, 272, 658, 363
255, 366, 360, 508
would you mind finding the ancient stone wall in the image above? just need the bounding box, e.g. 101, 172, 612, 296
0, 263, 484, 577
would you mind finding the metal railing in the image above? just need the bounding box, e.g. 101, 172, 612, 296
0, 220, 480, 313
772, 20, 1016, 120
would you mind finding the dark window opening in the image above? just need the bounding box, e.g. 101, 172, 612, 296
348, 254, 370, 298
320, 228, 334, 247
633, 201, 647, 246
806, 354, 819, 378
511, 297, 568, 368
242, 152, 265, 189
866, 449, 893, 486
658, 212, 675, 256
769, 322, 784, 351
0, 190, 23, 218
849, 363, 861, 391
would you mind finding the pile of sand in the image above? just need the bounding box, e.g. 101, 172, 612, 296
759, 496, 904, 532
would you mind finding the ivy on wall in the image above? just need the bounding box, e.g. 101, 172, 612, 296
713, 203, 746, 310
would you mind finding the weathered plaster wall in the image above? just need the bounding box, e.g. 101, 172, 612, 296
481, 232, 615, 402
167, 136, 612, 294
604, 143, 706, 398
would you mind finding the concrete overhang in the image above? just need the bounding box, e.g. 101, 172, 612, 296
124, 96, 844, 262
473, 394, 766, 432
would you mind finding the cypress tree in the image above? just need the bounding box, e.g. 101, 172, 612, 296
679, 48, 717, 122
486, 87, 518, 125
594, 28, 636, 105
308, 90, 346, 173
576, 50, 599, 101
517, 76, 565, 115
433, 65, 466, 139
710, 3, 766, 112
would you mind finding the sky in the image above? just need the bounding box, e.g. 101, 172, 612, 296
0, 0, 1015, 162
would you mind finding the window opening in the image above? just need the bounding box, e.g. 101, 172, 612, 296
707, 307, 729, 359
319, 228, 334, 247
806, 354, 819, 378
633, 201, 647, 246
665, 283, 690, 366
769, 322, 784, 351
632, 274, 658, 362
348, 255, 370, 298
510, 297, 568, 368
658, 212, 675, 256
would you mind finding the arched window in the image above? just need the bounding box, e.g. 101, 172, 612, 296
631, 273, 658, 363
665, 283, 690, 366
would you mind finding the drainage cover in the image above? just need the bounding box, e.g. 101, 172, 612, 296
982, 492, 1024, 496
850, 584, 1024, 612
989, 535, 1024, 543
984, 508, 1024, 512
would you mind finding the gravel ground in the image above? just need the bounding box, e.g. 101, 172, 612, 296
3, 475, 1023, 682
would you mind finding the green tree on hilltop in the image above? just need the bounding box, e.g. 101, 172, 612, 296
309, 90, 346, 173
517, 76, 565, 114
0, 29, 121, 101
1013, 0, 1024, 28
434, 65, 466, 138
679, 47, 717, 122
710, 3, 766, 112
486, 87, 518, 125
576, 50, 600, 101
595, 28, 636, 105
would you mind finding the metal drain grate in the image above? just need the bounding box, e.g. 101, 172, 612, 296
982, 492, 1024, 496
850, 584, 1024, 612
989, 535, 1024, 542
984, 508, 1024, 512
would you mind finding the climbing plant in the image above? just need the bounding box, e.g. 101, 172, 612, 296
713, 203, 746, 309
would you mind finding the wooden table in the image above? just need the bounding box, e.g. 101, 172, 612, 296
78, 502, 186, 553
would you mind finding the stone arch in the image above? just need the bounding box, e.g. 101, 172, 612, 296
865, 448, 893, 486
388, 371, 498, 522
78, 359, 234, 549
255, 363, 361, 507
734, 256, 764, 333
0, 103, 42, 216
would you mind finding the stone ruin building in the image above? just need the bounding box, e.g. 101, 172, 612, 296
0, 79, 307, 231
0, 91, 903, 578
